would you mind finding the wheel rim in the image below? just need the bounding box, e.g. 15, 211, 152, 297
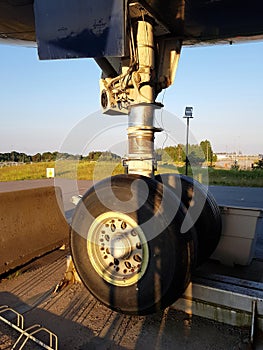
87, 212, 149, 287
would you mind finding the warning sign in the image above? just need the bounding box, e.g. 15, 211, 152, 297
46, 168, 55, 178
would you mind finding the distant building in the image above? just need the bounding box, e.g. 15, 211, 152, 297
215, 153, 259, 170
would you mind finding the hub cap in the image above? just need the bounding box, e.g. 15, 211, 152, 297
87, 212, 149, 286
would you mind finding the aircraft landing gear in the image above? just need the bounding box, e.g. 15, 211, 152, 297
70, 12, 221, 315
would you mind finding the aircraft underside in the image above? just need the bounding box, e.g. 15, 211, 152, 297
1, 0, 263, 314
1, 0, 263, 44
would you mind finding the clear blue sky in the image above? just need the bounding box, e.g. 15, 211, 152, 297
1, 40, 263, 155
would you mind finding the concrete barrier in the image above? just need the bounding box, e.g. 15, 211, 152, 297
0, 186, 69, 275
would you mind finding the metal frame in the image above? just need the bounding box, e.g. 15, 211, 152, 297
172, 273, 263, 345
0, 305, 58, 350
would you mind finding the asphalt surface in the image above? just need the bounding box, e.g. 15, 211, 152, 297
209, 185, 263, 209
0, 178, 263, 208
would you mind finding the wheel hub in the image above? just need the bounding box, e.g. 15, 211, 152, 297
87, 212, 149, 287
110, 234, 132, 260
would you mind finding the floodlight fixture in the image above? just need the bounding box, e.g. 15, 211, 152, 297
183, 106, 194, 175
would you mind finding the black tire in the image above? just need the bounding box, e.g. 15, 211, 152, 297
70, 174, 197, 315
155, 174, 221, 265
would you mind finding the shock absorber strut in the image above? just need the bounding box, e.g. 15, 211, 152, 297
125, 19, 162, 178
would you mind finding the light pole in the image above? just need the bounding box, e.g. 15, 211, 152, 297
183, 106, 193, 176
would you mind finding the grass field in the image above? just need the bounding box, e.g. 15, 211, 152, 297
0, 161, 263, 186
0, 162, 56, 181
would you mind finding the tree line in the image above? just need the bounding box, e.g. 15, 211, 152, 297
0, 151, 121, 163
156, 140, 217, 165
0, 140, 216, 165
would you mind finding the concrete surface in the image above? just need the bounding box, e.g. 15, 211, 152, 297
0, 186, 69, 275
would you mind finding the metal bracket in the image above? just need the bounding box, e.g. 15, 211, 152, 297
128, 1, 170, 36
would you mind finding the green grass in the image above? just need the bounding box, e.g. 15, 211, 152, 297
206, 168, 263, 187
1, 161, 263, 187
0, 162, 55, 181
172, 166, 263, 187
0, 160, 124, 182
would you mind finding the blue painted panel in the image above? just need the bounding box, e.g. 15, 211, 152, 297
34, 0, 126, 59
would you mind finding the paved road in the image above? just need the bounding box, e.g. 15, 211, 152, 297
209, 185, 263, 209
0, 179, 54, 192
0, 179, 93, 221
1, 179, 262, 209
